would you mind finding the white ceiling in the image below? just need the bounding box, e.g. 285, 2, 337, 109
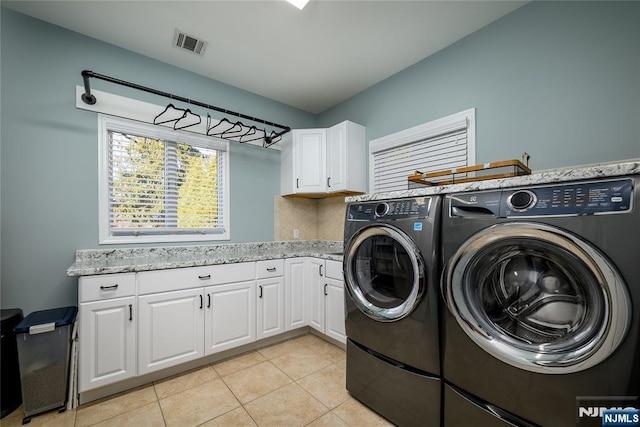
4, 0, 526, 114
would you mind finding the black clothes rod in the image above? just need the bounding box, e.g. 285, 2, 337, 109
80, 70, 291, 145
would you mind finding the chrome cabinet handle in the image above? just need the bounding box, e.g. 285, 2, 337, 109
324, 284, 328, 296
296, 178, 299, 188
129, 304, 133, 321
198, 275, 211, 280
100, 284, 118, 290
267, 267, 277, 272
259, 286, 263, 298
207, 294, 211, 308
327, 177, 331, 188
319, 265, 324, 277
199, 295, 203, 309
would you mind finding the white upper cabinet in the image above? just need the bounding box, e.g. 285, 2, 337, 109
281, 121, 366, 198
294, 129, 327, 194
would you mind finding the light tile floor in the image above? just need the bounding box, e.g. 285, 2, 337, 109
2, 334, 394, 427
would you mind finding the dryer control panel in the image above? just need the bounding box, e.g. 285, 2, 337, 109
448, 179, 633, 218
347, 197, 431, 220
502, 179, 633, 217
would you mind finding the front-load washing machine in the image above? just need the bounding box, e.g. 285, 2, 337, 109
441, 177, 639, 427
343, 196, 442, 427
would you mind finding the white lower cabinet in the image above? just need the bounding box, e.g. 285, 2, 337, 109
138, 288, 205, 375
257, 277, 284, 339
205, 281, 256, 354
324, 276, 347, 343
308, 259, 346, 344
78, 273, 137, 393
79, 296, 136, 392
77, 257, 345, 394
284, 258, 307, 330
308, 258, 326, 332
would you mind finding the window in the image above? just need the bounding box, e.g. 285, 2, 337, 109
369, 109, 475, 193
99, 115, 229, 244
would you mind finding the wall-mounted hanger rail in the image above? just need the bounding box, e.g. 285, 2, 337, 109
81, 70, 290, 147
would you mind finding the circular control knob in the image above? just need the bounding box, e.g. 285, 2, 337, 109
375, 202, 389, 217
507, 190, 537, 212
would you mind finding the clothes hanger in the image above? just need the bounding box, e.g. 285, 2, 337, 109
239, 126, 258, 143
263, 130, 282, 148
153, 104, 185, 126
207, 117, 233, 136
220, 121, 244, 139
173, 109, 201, 130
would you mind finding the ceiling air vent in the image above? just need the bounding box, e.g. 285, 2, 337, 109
173, 29, 207, 57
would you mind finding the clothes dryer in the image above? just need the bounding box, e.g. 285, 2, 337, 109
343, 196, 442, 427
441, 177, 639, 427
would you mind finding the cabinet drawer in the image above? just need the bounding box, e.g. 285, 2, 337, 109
138, 262, 255, 295
256, 259, 284, 279
79, 273, 136, 303
325, 260, 343, 280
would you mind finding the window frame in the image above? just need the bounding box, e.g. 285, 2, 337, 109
368, 108, 476, 193
98, 114, 230, 244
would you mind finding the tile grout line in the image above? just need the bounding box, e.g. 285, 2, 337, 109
151, 381, 169, 427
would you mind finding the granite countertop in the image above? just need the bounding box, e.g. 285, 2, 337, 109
67, 240, 343, 277
346, 158, 640, 202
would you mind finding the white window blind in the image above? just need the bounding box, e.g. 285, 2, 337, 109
369, 109, 475, 193
99, 115, 229, 243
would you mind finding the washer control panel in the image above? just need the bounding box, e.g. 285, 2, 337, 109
348, 197, 431, 220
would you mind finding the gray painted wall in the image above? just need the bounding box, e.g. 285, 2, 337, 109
319, 1, 640, 170
0, 8, 316, 314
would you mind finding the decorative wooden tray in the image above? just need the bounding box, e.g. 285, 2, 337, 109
408, 153, 531, 187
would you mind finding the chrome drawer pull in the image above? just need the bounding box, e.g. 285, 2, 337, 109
266, 267, 277, 272
198, 275, 211, 280
100, 284, 118, 290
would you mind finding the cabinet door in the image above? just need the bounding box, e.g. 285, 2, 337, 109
138, 288, 204, 375
79, 296, 136, 392
284, 258, 307, 331
294, 129, 327, 194
307, 258, 325, 333
205, 281, 256, 354
329, 121, 366, 194
325, 277, 347, 344
257, 277, 285, 340
326, 122, 347, 192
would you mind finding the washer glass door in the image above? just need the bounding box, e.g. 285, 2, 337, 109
444, 222, 630, 373
345, 225, 425, 322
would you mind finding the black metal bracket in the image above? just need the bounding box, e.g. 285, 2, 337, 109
80, 70, 291, 147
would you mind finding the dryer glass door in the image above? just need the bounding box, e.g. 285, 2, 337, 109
344, 225, 424, 321
444, 222, 630, 373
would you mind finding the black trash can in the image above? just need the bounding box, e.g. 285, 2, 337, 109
14, 306, 77, 424
1, 308, 24, 419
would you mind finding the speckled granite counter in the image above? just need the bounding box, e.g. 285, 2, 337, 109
346, 159, 640, 202
67, 240, 343, 277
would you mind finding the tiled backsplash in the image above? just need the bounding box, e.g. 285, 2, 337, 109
274, 197, 347, 241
